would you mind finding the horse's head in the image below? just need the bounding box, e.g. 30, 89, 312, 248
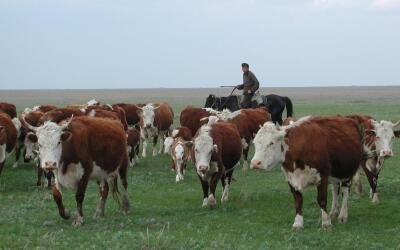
204, 94, 218, 109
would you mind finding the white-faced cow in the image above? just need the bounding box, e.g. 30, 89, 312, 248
348, 115, 400, 203
137, 103, 174, 158
24, 116, 130, 227
251, 116, 364, 229
0, 112, 18, 177
191, 122, 242, 208
168, 137, 192, 182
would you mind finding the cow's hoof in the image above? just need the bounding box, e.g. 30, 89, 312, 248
322, 222, 332, 229
338, 215, 348, 223
60, 209, 70, 220
202, 198, 208, 208
208, 195, 216, 208
371, 193, 380, 203
330, 209, 339, 219
292, 224, 303, 230
175, 174, 184, 183
72, 215, 83, 227
221, 195, 229, 203
94, 210, 104, 218
12, 162, 18, 169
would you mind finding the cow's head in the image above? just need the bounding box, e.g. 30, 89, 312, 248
164, 136, 174, 154
193, 126, 217, 178
0, 126, 6, 163
251, 122, 287, 170
24, 132, 38, 161
23, 116, 73, 170
371, 120, 400, 158
137, 104, 159, 129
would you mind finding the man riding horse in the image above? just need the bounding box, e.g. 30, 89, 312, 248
236, 63, 259, 108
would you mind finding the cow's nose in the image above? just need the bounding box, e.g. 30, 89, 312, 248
251, 160, 262, 169
44, 161, 57, 170
146, 124, 151, 128
380, 150, 393, 158
198, 165, 209, 173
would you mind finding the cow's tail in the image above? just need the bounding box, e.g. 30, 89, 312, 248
282, 96, 293, 118
109, 156, 130, 212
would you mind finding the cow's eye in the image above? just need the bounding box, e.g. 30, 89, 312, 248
269, 142, 274, 146
58, 141, 61, 145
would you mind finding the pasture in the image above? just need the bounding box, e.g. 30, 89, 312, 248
0, 86, 399, 249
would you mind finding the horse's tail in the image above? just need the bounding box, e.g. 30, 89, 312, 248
282, 96, 293, 118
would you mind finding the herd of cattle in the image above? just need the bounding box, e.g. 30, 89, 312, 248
0, 99, 399, 229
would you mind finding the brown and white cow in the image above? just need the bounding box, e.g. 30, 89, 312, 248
127, 127, 140, 167
24, 116, 130, 226
39, 108, 86, 124
180, 107, 217, 136
347, 115, 400, 203
203, 108, 271, 170
251, 116, 364, 229
164, 126, 192, 154
137, 103, 174, 157
0, 102, 17, 119
0, 112, 18, 177
191, 122, 242, 208
168, 137, 192, 182
114, 103, 141, 127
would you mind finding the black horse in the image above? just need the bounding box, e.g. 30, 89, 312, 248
204, 94, 293, 125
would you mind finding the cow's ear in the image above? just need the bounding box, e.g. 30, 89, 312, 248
61, 131, 72, 142
213, 144, 218, 153
136, 109, 143, 116
27, 132, 38, 143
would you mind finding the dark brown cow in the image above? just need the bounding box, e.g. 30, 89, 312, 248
39, 108, 85, 124
85, 105, 129, 131
126, 127, 140, 167
138, 103, 174, 157
0, 102, 17, 119
251, 116, 364, 229
204, 108, 271, 170
114, 103, 141, 126
0, 113, 18, 177
24, 116, 130, 227
180, 107, 217, 136
191, 122, 242, 208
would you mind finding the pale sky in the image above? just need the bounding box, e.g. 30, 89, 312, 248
0, 0, 399, 89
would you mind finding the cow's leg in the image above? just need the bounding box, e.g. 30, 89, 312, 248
221, 171, 233, 203
353, 170, 362, 196
289, 184, 304, 229
141, 139, 147, 158
0, 161, 5, 177
330, 182, 340, 218
152, 135, 158, 157
317, 177, 331, 228
13, 142, 21, 169
338, 181, 350, 223
72, 170, 91, 227
241, 138, 250, 171
175, 161, 184, 183
37, 164, 43, 186
363, 166, 379, 203
198, 176, 209, 208
134, 144, 140, 164
118, 158, 130, 213
52, 178, 70, 220
208, 172, 222, 208
158, 131, 165, 154
94, 180, 109, 218
128, 147, 135, 167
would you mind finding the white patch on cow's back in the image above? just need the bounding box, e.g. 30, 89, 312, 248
283, 164, 321, 192
87, 99, 99, 106
202, 108, 220, 115
32, 105, 40, 111
172, 129, 179, 137
206, 116, 219, 125
88, 109, 96, 117
218, 109, 241, 121
282, 115, 312, 130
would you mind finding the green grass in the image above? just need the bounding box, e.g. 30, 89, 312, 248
1, 94, 400, 249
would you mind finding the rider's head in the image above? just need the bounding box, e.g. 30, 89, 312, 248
241, 63, 249, 73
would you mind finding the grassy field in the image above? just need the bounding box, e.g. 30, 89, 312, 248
0, 87, 399, 249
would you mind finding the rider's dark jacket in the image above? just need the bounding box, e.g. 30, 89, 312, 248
237, 71, 259, 94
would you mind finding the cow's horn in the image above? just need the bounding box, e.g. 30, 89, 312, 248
21, 114, 38, 132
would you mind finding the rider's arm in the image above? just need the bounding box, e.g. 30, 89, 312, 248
236, 84, 244, 90
249, 72, 259, 92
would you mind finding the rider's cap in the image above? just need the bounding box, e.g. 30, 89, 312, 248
241, 63, 249, 68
